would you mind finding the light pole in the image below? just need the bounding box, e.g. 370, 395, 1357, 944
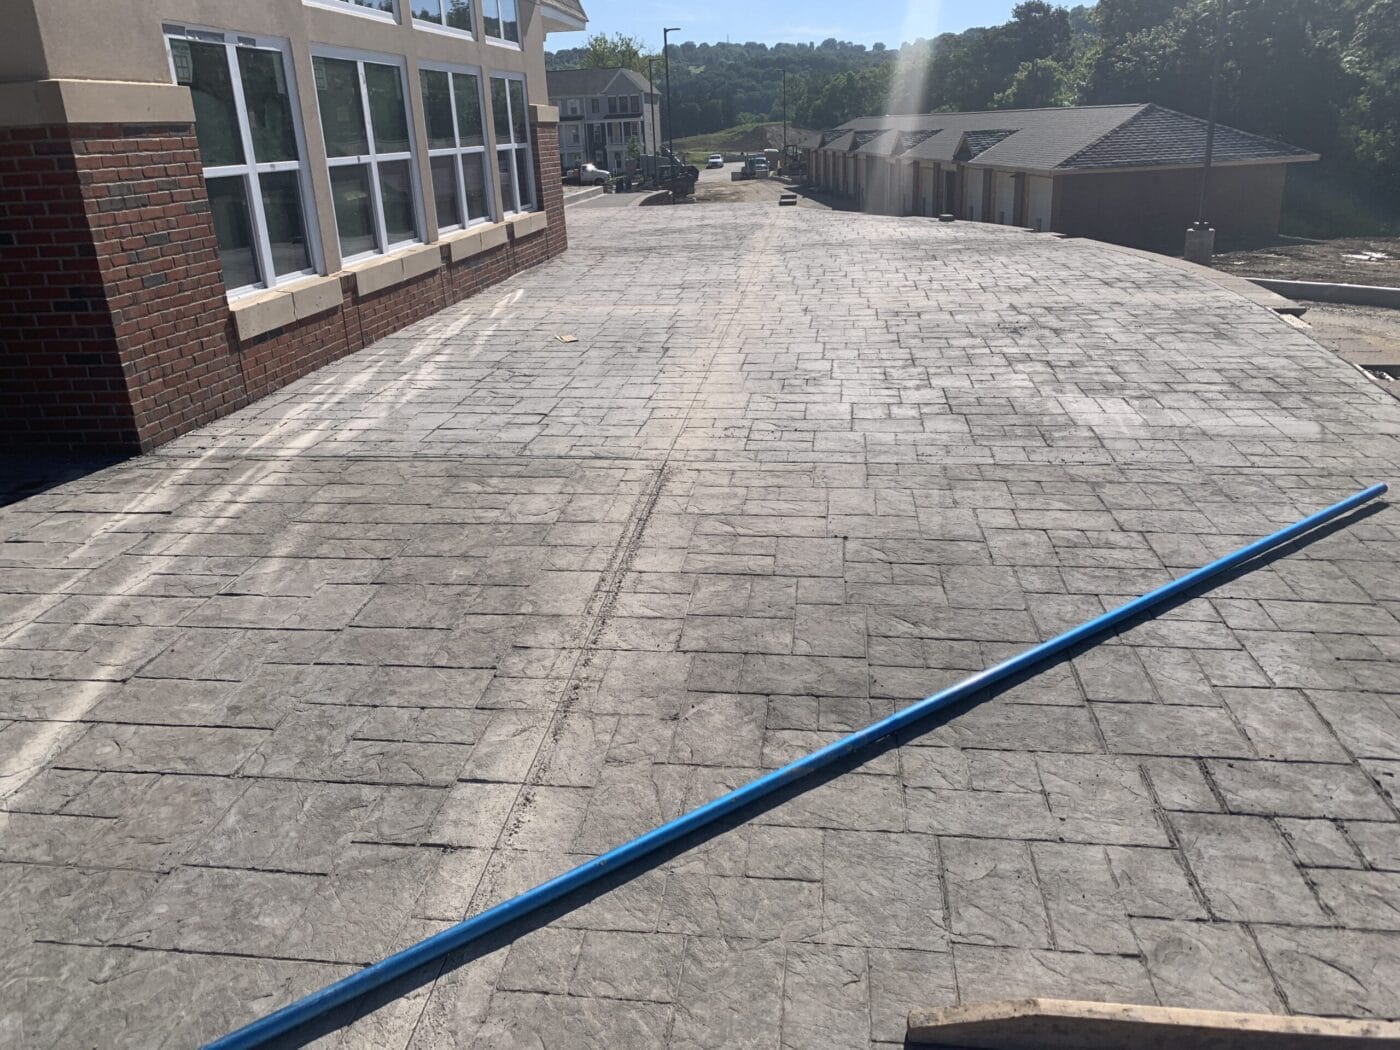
1185, 0, 1227, 263
663, 26, 680, 198
647, 55, 659, 163
781, 68, 787, 177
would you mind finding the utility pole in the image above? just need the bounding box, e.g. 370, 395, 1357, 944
663, 27, 681, 202
782, 69, 787, 177
1185, 0, 1227, 263
647, 55, 659, 167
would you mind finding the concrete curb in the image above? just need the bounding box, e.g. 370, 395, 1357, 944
907, 999, 1400, 1049
563, 186, 603, 207
1077, 239, 1307, 316
1244, 277, 1400, 309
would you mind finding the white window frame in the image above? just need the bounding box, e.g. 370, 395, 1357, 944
303, 0, 399, 24
162, 24, 321, 299
489, 71, 534, 215
419, 62, 495, 233
410, 0, 474, 38
481, 0, 521, 46
567, 98, 579, 116
310, 46, 424, 264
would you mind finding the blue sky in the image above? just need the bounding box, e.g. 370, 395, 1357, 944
554, 1, 1026, 49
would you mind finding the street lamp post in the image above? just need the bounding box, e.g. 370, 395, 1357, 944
663, 26, 680, 200
647, 56, 659, 165
1185, 0, 1227, 264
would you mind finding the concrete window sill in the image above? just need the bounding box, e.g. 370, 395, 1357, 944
442, 222, 510, 263
229, 273, 342, 342
349, 242, 443, 297
507, 211, 549, 239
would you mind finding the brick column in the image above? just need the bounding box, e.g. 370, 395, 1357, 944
0, 123, 243, 452
530, 109, 567, 261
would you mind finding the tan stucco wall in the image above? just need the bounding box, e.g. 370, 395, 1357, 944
2, 0, 557, 275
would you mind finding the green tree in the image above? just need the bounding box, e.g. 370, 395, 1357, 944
992, 58, 1075, 109
579, 32, 653, 75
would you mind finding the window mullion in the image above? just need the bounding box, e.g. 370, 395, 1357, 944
226, 41, 277, 287
445, 74, 468, 228
355, 61, 389, 252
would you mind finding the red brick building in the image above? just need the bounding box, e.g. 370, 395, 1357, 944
0, 0, 587, 453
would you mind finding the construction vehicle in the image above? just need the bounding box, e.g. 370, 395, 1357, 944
731, 154, 771, 181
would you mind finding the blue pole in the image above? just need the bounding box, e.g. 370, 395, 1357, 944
207, 482, 1387, 1050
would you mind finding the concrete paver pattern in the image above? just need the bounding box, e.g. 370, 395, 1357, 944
3, 205, 1400, 1048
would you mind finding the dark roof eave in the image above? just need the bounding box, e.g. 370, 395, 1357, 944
1048, 153, 1322, 174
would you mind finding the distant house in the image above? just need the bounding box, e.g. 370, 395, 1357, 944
803, 105, 1319, 252
547, 67, 662, 173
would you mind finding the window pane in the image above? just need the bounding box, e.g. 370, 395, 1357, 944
259, 170, 312, 276
329, 164, 376, 256
508, 79, 528, 143
365, 63, 410, 154
378, 159, 417, 244
345, 0, 396, 10
482, 0, 501, 38
314, 57, 368, 157
411, 0, 444, 22
430, 155, 461, 230
496, 149, 516, 212
452, 73, 484, 147
490, 77, 511, 143
499, 0, 519, 42
172, 39, 244, 167
419, 70, 455, 150
514, 145, 534, 209
446, 0, 472, 30
237, 47, 299, 164
461, 152, 488, 220
206, 176, 260, 287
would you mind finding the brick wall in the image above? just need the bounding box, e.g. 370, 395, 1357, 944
0, 123, 243, 452
1, 119, 569, 454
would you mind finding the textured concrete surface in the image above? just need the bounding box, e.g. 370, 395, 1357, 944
2, 205, 1400, 1049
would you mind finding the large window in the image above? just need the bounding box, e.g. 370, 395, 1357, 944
420, 67, 493, 232
490, 74, 534, 213
165, 27, 316, 296
312, 53, 421, 261
411, 0, 472, 33
482, 0, 519, 44
305, 0, 397, 20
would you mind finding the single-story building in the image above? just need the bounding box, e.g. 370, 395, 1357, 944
803, 105, 1319, 252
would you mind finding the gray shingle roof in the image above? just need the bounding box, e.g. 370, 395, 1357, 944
546, 67, 653, 98
826, 104, 1318, 172
1062, 105, 1317, 169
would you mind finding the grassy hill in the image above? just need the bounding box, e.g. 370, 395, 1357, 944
673, 122, 815, 161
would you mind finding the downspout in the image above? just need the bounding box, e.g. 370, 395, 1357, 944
207, 482, 1388, 1050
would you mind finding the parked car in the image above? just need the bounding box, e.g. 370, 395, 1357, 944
706, 154, 724, 169
564, 163, 610, 186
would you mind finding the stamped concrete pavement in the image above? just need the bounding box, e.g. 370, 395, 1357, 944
3, 204, 1400, 1048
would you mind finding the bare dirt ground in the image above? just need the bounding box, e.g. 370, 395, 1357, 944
690, 162, 838, 209
1213, 236, 1400, 285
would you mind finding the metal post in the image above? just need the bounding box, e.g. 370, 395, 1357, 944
1186, 0, 1227, 263
663, 27, 679, 200
647, 56, 658, 167
782, 69, 787, 177
1196, 0, 1226, 224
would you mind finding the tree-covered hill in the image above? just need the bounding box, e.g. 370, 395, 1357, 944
547, 1, 1399, 233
